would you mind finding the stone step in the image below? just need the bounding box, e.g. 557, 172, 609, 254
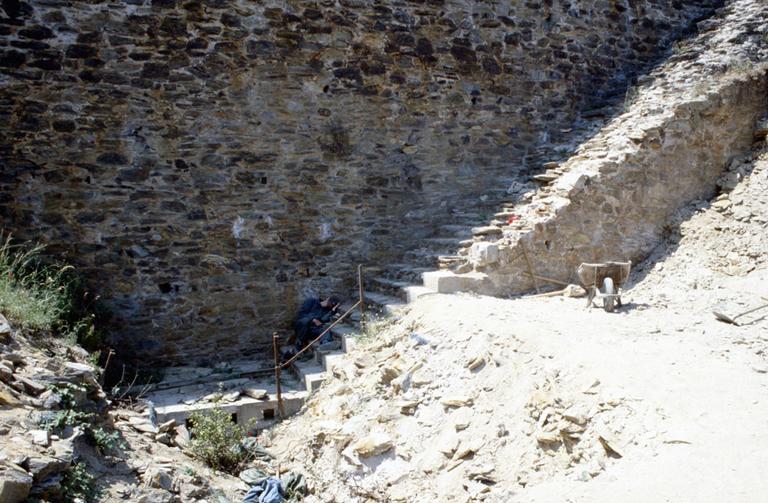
403, 248, 449, 262
403, 285, 435, 303
437, 224, 474, 237
423, 237, 462, 248
154, 389, 308, 430
320, 350, 346, 371
369, 276, 412, 299
342, 332, 359, 353
422, 270, 493, 295
382, 263, 434, 280
364, 290, 407, 316
293, 360, 326, 393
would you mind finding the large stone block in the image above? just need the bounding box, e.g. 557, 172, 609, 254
469, 242, 499, 266
422, 271, 494, 295
0, 462, 33, 503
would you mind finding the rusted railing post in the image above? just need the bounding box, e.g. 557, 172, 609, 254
358, 264, 365, 332
272, 332, 285, 418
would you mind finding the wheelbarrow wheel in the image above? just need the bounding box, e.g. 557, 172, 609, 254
602, 277, 615, 313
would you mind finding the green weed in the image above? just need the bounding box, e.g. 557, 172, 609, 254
0, 232, 105, 348
62, 461, 99, 502
188, 407, 255, 474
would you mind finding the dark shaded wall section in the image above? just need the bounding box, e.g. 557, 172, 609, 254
0, 0, 720, 366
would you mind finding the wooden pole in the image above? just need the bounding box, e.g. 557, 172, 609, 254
358, 264, 366, 332
521, 244, 541, 294
520, 271, 570, 287
272, 333, 285, 418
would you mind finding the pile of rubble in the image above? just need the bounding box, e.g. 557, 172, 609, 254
0, 315, 268, 503
0, 313, 110, 501
261, 307, 657, 502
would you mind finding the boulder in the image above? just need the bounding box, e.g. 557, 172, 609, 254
137, 488, 175, 503
0, 461, 33, 503
353, 432, 394, 458
26, 455, 69, 483
144, 466, 174, 492
241, 388, 268, 400
157, 419, 176, 434
17, 377, 46, 396
0, 384, 21, 406
173, 425, 190, 449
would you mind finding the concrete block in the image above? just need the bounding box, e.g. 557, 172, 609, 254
403, 285, 434, 303
422, 270, 492, 294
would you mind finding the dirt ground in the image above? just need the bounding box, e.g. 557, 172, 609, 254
264, 149, 768, 502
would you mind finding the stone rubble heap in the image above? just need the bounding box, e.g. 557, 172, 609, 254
262, 309, 658, 502
0, 320, 263, 503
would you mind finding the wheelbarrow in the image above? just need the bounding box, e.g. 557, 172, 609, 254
577, 261, 632, 312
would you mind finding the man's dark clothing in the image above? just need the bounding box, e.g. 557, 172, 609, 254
293, 298, 336, 350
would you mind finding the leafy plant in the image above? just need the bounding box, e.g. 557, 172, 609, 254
188, 407, 254, 474
42, 408, 93, 432
62, 461, 99, 502
41, 383, 125, 454
89, 426, 125, 454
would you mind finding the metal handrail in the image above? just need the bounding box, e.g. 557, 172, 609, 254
279, 299, 361, 369
272, 265, 366, 418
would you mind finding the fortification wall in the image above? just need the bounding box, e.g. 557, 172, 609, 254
0, 0, 720, 365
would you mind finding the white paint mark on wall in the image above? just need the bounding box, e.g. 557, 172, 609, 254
232, 216, 246, 239
320, 222, 333, 240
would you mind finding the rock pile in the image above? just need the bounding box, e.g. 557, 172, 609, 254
0, 325, 106, 502
0, 323, 257, 503
262, 306, 657, 502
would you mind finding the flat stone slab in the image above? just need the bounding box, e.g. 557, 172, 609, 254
422, 270, 494, 295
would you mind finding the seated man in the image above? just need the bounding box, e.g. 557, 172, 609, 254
291, 295, 340, 354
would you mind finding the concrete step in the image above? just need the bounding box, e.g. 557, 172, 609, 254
403, 285, 435, 303
342, 332, 360, 353
364, 290, 407, 316
319, 350, 346, 371
381, 264, 434, 281
423, 237, 462, 248
369, 276, 411, 300
293, 360, 326, 393
438, 224, 475, 237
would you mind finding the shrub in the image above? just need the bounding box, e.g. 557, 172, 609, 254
89, 426, 125, 454
188, 407, 253, 474
0, 232, 105, 348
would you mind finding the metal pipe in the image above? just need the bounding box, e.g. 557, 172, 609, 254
272, 333, 285, 418
358, 264, 366, 332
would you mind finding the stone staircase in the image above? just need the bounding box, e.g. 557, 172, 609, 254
146, 129, 607, 431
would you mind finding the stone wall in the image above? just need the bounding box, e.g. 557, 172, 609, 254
424, 0, 768, 297
0, 0, 720, 365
